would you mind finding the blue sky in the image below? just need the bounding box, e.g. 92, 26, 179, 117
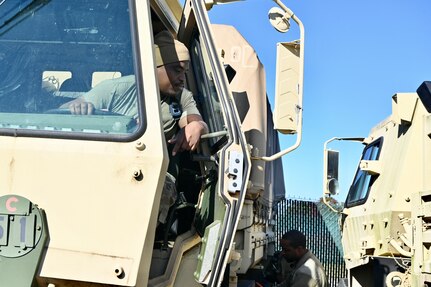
206, 0, 431, 201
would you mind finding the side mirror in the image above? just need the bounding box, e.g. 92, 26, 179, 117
324, 149, 339, 195
273, 41, 302, 135
270, 2, 304, 136
249, 2, 305, 162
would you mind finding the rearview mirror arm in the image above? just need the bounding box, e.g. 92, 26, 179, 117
253, 0, 305, 162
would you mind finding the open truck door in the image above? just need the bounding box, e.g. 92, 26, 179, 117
176, 0, 252, 285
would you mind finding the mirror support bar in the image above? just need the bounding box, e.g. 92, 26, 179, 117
253, 0, 304, 162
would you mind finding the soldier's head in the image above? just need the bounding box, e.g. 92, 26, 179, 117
154, 31, 190, 97
280, 230, 307, 262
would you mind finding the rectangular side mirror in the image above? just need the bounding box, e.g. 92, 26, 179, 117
273, 41, 302, 134
327, 149, 339, 180
324, 149, 339, 195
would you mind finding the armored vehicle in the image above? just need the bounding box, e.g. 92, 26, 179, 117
324, 82, 431, 286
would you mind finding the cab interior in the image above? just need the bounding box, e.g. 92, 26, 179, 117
148, 7, 228, 280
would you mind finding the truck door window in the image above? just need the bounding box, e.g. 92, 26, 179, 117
346, 138, 383, 207
0, 0, 142, 139
190, 35, 226, 148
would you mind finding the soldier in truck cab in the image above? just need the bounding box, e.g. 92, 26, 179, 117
61, 30, 208, 160
61, 31, 208, 224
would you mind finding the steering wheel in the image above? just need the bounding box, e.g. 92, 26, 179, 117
44, 108, 121, 116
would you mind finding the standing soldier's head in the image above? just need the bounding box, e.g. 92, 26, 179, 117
280, 230, 307, 262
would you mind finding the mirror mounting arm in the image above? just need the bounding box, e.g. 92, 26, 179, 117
254, 0, 305, 162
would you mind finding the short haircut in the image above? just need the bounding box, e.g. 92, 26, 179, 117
282, 230, 306, 248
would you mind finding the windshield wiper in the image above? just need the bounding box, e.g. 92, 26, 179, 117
0, 0, 51, 34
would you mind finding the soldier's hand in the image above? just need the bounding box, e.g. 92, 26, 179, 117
169, 121, 206, 156
68, 101, 95, 115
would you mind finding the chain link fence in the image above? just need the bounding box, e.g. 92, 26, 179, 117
274, 198, 347, 286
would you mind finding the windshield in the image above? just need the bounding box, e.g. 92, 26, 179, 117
0, 0, 140, 138
345, 138, 382, 207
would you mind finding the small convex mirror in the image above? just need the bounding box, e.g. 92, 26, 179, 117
268, 7, 290, 33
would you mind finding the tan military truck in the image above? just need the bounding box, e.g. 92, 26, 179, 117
323, 82, 431, 286
0, 0, 304, 286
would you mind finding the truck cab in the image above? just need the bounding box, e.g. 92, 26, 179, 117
0, 0, 303, 286
323, 82, 431, 286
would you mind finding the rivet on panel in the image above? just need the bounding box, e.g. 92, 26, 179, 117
133, 169, 143, 181
114, 266, 125, 279
135, 141, 146, 151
